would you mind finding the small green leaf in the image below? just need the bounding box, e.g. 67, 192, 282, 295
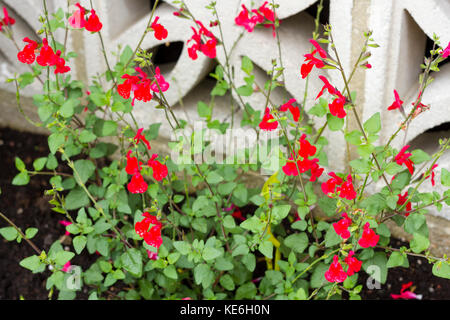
284, 233, 308, 253
258, 240, 273, 259
12, 172, 30, 186
33, 157, 48, 171
15, 157, 26, 171
73, 235, 87, 254
0, 227, 19, 241
25, 228, 38, 239
363, 112, 381, 134
121, 248, 143, 277
54, 251, 75, 265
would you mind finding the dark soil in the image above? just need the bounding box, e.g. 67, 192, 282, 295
0, 126, 449, 300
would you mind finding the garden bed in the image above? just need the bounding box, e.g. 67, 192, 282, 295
0, 127, 449, 300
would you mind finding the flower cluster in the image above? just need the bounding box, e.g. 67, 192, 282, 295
187, 20, 217, 60
316, 76, 347, 118
0, 7, 15, 32
17, 38, 70, 74
394, 145, 414, 175
322, 172, 357, 200
235, 1, 277, 37
325, 252, 362, 283
118, 67, 169, 106
301, 39, 327, 79
282, 134, 323, 182
68, 3, 102, 32
259, 99, 301, 130
151, 16, 168, 40
135, 212, 163, 249
126, 129, 168, 194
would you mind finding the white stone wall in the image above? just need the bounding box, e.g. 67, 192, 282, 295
0, 0, 449, 220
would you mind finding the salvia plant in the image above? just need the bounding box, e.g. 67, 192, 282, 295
0, 0, 449, 300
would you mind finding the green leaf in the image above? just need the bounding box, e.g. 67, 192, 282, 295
363, 112, 381, 134
241, 56, 253, 75
308, 98, 328, 117
362, 252, 388, 284
94, 119, 118, 137
327, 113, 344, 131
258, 240, 273, 259
357, 143, 375, 158
350, 158, 371, 173
220, 274, 235, 291
79, 130, 97, 143
73, 160, 96, 185
19, 255, 43, 272
409, 149, 431, 164
441, 168, 450, 187
410, 233, 430, 253
317, 197, 337, 217
206, 171, 223, 184
60, 98, 78, 118
54, 251, 75, 265
12, 172, 30, 186
272, 205, 291, 221
202, 247, 222, 261
121, 248, 143, 277
194, 264, 213, 288
173, 241, 191, 255
386, 251, 408, 268
197, 101, 211, 119
235, 282, 257, 299
15, 157, 26, 171
345, 130, 363, 145
65, 187, 90, 210
385, 162, 404, 175
33, 157, 48, 171
284, 233, 308, 253
73, 235, 87, 254
432, 261, 450, 279
324, 227, 341, 247
0, 227, 18, 241
25, 228, 38, 239
310, 263, 328, 288
163, 264, 178, 280
48, 132, 65, 154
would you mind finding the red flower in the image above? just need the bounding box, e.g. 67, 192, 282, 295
127, 172, 148, 194
345, 250, 362, 276
325, 255, 348, 283
301, 52, 324, 79
397, 191, 412, 216
316, 75, 339, 99
134, 128, 151, 150
329, 95, 347, 118
441, 42, 450, 59
17, 37, 38, 64
135, 212, 163, 248
387, 89, 403, 111
68, 3, 86, 29
333, 212, 352, 240
1, 7, 15, 27
282, 135, 322, 180
187, 21, 217, 60
118, 68, 153, 105
309, 39, 327, 58
36, 38, 56, 67
395, 145, 414, 175
358, 222, 379, 248
321, 172, 343, 197
309, 160, 324, 182
425, 164, 438, 187
85, 9, 102, 32
148, 154, 168, 181
53, 50, 71, 74
235, 2, 277, 37
59, 220, 72, 236
151, 16, 168, 40
150, 66, 169, 93
259, 108, 278, 131
279, 98, 300, 122
391, 282, 422, 300
336, 174, 357, 200
125, 150, 142, 175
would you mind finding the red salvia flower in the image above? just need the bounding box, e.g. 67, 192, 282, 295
148, 154, 168, 181
151, 16, 168, 40
301, 52, 324, 79
36, 38, 56, 67
85, 9, 102, 32
358, 222, 379, 248
187, 21, 217, 60
395, 145, 414, 175
329, 95, 347, 118
345, 250, 362, 276
259, 107, 278, 131
68, 3, 86, 29
235, 5, 260, 32
17, 37, 38, 64
397, 191, 412, 216
133, 128, 151, 150
125, 150, 142, 175
150, 66, 170, 93
321, 172, 343, 197
127, 172, 148, 194
298, 134, 317, 159
441, 42, 450, 59
391, 282, 422, 300
53, 50, 71, 74
333, 212, 352, 240
309, 39, 327, 58
309, 160, 324, 182
1, 7, 15, 27
135, 212, 163, 248
325, 255, 348, 283
425, 164, 438, 187
387, 89, 403, 111
279, 98, 300, 122
118, 68, 153, 105
336, 174, 357, 200
316, 75, 339, 99
235, 2, 277, 37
